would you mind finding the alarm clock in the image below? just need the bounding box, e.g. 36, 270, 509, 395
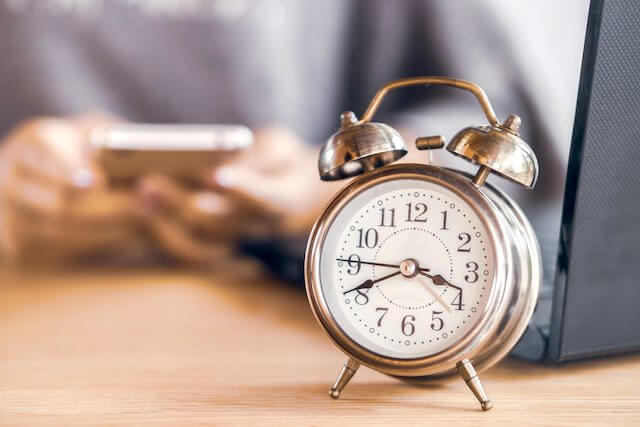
304, 77, 541, 411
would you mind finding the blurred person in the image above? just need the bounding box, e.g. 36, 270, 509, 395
0, 0, 588, 277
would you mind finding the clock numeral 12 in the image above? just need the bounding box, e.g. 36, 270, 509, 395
405, 202, 428, 222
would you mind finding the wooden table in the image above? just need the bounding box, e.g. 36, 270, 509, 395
1, 265, 639, 426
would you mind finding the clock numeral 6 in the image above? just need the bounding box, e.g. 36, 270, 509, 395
356, 228, 378, 248
401, 314, 416, 336
430, 310, 444, 331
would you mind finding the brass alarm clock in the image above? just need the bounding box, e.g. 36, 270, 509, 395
304, 77, 541, 411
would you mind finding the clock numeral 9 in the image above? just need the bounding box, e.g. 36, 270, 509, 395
465, 261, 479, 283
430, 310, 444, 331
346, 254, 361, 275
405, 202, 428, 222
401, 315, 416, 336
356, 228, 378, 248
457, 232, 471, 252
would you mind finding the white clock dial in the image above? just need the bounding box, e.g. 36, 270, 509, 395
319, 178, 496, 359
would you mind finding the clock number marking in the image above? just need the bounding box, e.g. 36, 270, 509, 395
375, 307, 389, 327
465, 261, 479, 283
356, 228, 378, 248
451, 290, 465, 311
378, 208, 396, 227
346, 254, 361, 275
430, 310, 444, 331
401, 315, 416, 336
355, 288, 369, 305
440, 210, 449, 230
405, 202, 428, 222
457, 232, 471, 252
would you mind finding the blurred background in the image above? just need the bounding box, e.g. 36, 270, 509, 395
0, 0, 589, 282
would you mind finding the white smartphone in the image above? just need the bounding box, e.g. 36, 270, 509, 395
91, 123, 253, 182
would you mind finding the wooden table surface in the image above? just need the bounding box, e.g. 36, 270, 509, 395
1, 264, 639, 426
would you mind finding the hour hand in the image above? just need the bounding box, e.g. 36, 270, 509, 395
343, 270, 401, 295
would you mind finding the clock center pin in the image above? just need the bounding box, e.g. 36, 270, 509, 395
399, 259, 418, 278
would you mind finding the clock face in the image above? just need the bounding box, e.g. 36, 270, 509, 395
318, 178, 496, 359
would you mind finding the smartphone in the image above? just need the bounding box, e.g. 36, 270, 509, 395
92, 123, 253, 182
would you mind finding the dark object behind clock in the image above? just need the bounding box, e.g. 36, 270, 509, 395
513, 0, 640, 362
245, 0, 640, 363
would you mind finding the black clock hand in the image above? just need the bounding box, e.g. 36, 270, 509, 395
343, 270, 402, 295
336, 258, 430, 272
419, 271, 462, 292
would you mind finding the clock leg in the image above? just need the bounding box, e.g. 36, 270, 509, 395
329, 358, 360, 399
456, 359, 493, 411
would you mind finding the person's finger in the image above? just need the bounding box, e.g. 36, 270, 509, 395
140, 206, 232, 265
7, 118, 106, 191
206, 165, 286, 219
137, 174, 274, 238
12, 142, 100, 190
2, 173, 134, 224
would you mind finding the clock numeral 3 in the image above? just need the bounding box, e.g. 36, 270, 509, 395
465, 262, 479, 283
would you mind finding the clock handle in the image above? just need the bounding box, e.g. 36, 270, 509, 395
359, 76, 499, 126
457, 359, 493, 411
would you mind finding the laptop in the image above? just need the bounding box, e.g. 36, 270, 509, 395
512, 0, 640, 362
244, 0, 640, 363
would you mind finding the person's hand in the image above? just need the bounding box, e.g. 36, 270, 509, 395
137, 127, 341, 265
0, 115, 141, 263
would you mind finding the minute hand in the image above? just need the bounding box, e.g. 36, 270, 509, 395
336, 258, 430, 272
343, 270, 402, 295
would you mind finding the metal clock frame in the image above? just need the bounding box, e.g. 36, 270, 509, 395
305, 163, 541, 408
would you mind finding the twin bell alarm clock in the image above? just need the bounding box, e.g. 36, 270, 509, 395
304, 76, 541, 411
